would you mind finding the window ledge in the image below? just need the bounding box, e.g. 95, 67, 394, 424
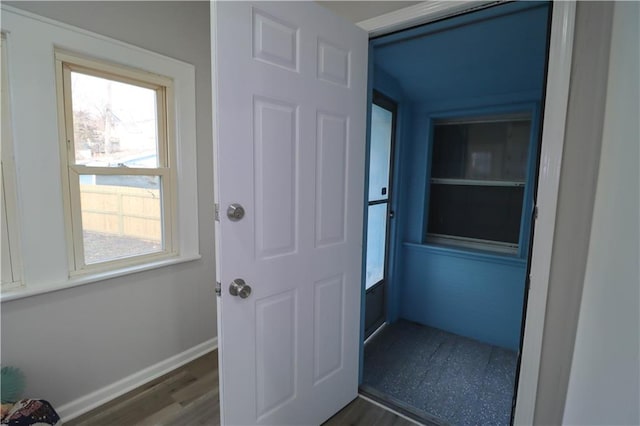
404, 242, 527, 267
0, 253, 201, 303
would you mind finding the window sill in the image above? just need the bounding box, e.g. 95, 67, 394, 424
0, 253, 202, 303
425, 234, 519, 255
404, 242, 527, 267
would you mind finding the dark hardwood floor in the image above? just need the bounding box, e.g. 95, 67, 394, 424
66, 350, 415, 426
323, 397, 416, 426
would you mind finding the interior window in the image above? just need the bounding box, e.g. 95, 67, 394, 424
57, 52, 177, 272
425, 114, 532, 253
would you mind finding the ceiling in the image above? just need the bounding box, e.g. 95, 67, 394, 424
372, 2, 551, 103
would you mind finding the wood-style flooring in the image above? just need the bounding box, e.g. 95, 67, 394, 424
66, 350, 415, 426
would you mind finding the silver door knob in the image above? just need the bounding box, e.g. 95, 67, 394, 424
229, 278, 252, 299
227, 203, 245, 221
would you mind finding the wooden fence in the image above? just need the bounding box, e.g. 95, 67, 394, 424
80, 184, 161, 242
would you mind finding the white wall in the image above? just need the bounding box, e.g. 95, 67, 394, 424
563, 2, 640, 424
0, 0, 216, 413
533, 3, 616, 422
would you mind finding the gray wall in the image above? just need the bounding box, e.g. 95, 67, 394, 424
1, 0, 216, 408
317, 1, 420, 23
563, 2, 640, 424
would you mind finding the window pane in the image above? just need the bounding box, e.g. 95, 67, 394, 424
431, 119, 531, 181
368, 104, 393, 202
366, 203, 388, 290
71, 71, 159, 168
1, 168, 13, 284
427, 184, 524, 244
79, 175, 163, 264
1, 39, 13, 285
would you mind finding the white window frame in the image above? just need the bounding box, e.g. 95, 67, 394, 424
1, 34, 23, 290
0, 6, 199, 300
55, 51, 178, 274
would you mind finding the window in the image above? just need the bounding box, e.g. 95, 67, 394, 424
1, 8, 198, 299
56, 52, 177, 273
1, 35, 23, 289
425, 113, 532, 254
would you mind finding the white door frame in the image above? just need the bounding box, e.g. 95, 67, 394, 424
356, 2, 576, 425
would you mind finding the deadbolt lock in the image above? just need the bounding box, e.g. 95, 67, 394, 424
227, 203, 245, 221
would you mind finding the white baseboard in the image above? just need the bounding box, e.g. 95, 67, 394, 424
57, 337, 218, 423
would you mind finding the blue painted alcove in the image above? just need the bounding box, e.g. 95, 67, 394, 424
369, 1, 551, 351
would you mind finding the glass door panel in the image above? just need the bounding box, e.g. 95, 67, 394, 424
368, 104, 393, 202
364, 92, 396, 338
366, 203, 388, 290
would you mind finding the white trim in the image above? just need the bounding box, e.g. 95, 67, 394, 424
57, 337, 218, 423
357, 1, 501, 38
514, 2, 576, 424
55, 49, 174, 87
361, 2, 577, 425
0, 35, 23, 288
209, 1, 225, 425
0, 253, 201, 302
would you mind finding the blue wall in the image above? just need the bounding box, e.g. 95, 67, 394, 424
401, 244, 527, 349
371, 2, 550, 351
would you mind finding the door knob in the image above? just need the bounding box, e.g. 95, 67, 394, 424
229, 278, 252, 299
227, 203, 245, 221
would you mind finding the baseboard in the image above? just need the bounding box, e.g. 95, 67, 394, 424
57, 337, 218, 422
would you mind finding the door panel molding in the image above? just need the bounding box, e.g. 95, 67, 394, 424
212, 2, 368, 424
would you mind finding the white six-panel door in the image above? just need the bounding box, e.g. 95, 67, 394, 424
212, 2, 368, 424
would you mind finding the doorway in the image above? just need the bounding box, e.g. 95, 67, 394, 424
213, 0, 575, 423
364, 91, 397, 339
360, 2, 552, 424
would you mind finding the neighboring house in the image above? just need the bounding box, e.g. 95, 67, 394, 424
0, 2, 637, 425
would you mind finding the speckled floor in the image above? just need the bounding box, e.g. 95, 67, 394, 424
362, 320, 518, 426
